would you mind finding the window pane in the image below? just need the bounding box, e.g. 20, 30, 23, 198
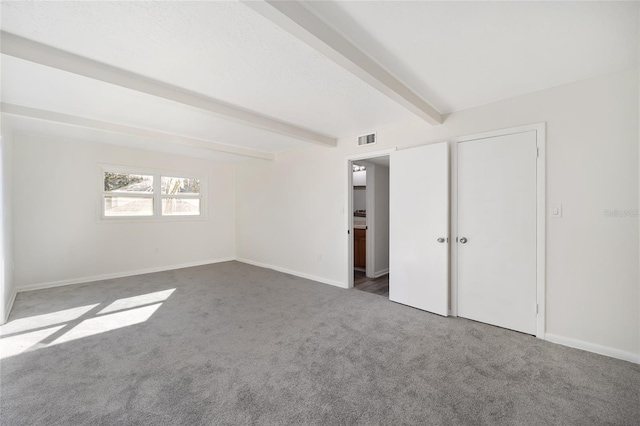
104, 173, 153, 193
161, 176, 200, 195
162, 198, 200, 216
104, 196, 153, 217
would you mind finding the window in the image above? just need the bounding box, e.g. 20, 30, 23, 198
161, 176, 201, 216
103, 173, 154, 217
101, 168, 204, 219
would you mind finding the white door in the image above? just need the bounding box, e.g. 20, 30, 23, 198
389, 142, 449, 316
457, 131, 537, 334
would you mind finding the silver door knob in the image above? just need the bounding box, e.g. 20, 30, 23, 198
437, 237, 445, 243
459, 237, 468, 244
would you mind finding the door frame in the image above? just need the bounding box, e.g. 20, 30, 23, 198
352, 159, 377, 278
364, 162, 375, 278
451, 123, 546, 339
345, 148, 396, 289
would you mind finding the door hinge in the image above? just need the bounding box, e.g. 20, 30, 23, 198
536, 304, 539, 314
536, 147, 539, 158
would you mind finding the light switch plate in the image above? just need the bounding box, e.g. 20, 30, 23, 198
550, 204, 562, 218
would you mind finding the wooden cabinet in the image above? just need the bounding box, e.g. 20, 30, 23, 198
354, 228, 366, 268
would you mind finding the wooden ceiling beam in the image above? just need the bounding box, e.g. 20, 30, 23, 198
1, 103, 276, 161
244, 1, 443, 125
1, 31, 337, 147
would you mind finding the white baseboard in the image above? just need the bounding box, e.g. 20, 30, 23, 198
545, 333, 639, 364
13, 259, 638, 365
3, 289, 17, 324
236, 258, 346, 289
16, 257, 236, 293
373, 268, 389, 278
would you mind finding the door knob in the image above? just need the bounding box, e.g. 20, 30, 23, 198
459, 237, 468, 244
437, 237, 446, 243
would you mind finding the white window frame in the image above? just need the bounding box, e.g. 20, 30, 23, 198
99, 164, 207, 222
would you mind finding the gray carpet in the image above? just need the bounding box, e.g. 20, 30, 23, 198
1, 262, 638, 425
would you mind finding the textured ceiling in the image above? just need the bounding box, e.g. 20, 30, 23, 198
1, 55, 311, 154
2, 114, 251, 163
0, 0, 411, 138
307, 1, 640, 113
1, 1, 638, 161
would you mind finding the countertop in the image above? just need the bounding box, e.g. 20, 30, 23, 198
354, 218, 367, 230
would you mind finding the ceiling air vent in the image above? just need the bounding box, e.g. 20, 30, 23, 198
357, 132, 377, 147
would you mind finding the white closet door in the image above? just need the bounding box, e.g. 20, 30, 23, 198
457, 131, 537, 334
389, 142, 449, 316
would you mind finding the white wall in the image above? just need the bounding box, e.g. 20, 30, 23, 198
353, 170, 366, 187
353, 187, 366, 212
374, 165, 390, 276
12, 133, 236, 290
1, 130, 15, 323
236, 68, 639, 360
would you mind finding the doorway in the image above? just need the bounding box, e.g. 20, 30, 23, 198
346, 151, 393, 295
346, 144, 450, 315
345, 127, 545, 338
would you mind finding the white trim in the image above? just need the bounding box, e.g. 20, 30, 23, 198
534, 124, 547, 339
15, 258, 235, 293
450, 140, 459, 316
373, 268, 389, 278
0, 32, 336, 147
3, 289, 17, 324
1, 103, 275, 161
452, 123, 546, 338
545, 333, 640, 365
99, 164, 208, 222
445, 142, 452, 316
364, 162, 375, 278
236, 258, 345, 289
455, 123, 545, 143
346, 148, 397, 163
347, 161, 354, 289
346, 148, 396, 289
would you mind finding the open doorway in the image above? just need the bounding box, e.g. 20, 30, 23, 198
349, 155, 390, 297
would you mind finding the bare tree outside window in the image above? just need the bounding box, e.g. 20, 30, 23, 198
161, 177, 201, 216
104, 173, 153, 193
103, 173, 154, 216
102, 170, 202, 218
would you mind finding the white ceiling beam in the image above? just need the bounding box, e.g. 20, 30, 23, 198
0, 31, 336, 147
243, 0, 442, 126
1, 103, 276, 161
